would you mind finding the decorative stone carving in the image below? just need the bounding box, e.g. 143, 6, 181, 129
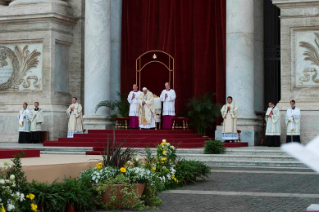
0, 44, 42, 92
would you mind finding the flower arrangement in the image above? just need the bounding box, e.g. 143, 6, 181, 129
0, 157, 38, 212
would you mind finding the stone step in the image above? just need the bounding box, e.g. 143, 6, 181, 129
203, 160, 306, 168
225, 149, 289, 156
176, 154, 297, 162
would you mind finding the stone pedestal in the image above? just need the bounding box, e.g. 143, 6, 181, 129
0, 0, 78, 142
273, 0, 319, 144
216, 0, 262, 146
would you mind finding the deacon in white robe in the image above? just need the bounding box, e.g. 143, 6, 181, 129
285, 100, 301, 143
18, 102, 31, 143
138, 87, 156, 129
127, 84, 142, 129
160, 82, 176, 129
221, 96, 238, 142
265, 102, 281, 147
30, 102, 44, 143
66, 97, 83, 138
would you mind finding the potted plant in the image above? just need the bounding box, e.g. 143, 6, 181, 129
186, 93, 221, 136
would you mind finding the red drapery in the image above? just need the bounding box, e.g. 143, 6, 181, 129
121, 0, 226, 116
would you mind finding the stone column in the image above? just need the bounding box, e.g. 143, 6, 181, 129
83, 0, 113, 129
226, 0, 255, 119
215, 0, 261, 146
110, 0, 122, 101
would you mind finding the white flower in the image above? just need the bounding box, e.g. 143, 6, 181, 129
0, 179, 5, 185
9, 175, 15, 181
7, 203, 15, 211
162, 139, 167, 142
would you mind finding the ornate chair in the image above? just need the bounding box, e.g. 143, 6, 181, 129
115, 117, 129, 130
172, 117, 189, 130
153, 95, 162, 130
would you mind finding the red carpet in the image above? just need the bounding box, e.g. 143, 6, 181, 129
43, 129, 208, 149
43, 129, 249, 155
0, 149, 40, 159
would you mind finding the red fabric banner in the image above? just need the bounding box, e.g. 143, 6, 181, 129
121, 0, 226, 115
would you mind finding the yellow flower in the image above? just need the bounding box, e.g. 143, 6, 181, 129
162, 150, 166, 155
1, 205, 5, 212
161, 157, 167, 162
31, 203, 37, 211
96, 163, 103, 169
165, 169, 169, 172
120, 167, 127, 173
27, 193, 35, 201
152, 167, 156, 171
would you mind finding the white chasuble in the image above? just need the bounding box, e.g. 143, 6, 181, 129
285, 107, 301, 135
160, 89, 176, 116
127, 90, 142, 116
265, 107, 281, 136
18, 109, 31, 132
66, 103, 83, 137
138, 91, 156, 128
30, 108, 44, 132
221, 103, 238, 140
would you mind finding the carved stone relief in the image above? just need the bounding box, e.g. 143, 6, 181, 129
0, 44, 42, 92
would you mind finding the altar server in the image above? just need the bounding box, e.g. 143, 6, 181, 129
221, 96, 238, 142
18, 102, 31, 143
66, 97, 83, 138
30, 102, 44, 143
265, 102, 281, 147
127, 84, 142, 129
160, 82, 176, 129
285, 100, 301, 143
138, 87, 156, 129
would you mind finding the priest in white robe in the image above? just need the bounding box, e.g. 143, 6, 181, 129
18, 102, 31, 143
138, 87, 156, 129
265, 102, 281, 147
30, 102, 44, 143
127, 84, 142, 129
66, 97, 83, 138
160, 82, 176, 129
221, 96, 238, 142
285, 100, 301, 143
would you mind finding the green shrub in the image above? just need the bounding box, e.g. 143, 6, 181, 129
204, 140, 225, 154
175, 159, 211, 184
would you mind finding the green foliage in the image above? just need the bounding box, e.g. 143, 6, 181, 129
186, 93, 221, 135
204, 140, 225, 154
175, 159, 210, 184
95, 92, 130, 121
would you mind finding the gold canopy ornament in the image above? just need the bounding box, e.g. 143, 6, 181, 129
153, 54, 157, 59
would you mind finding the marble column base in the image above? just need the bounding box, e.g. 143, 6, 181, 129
215, 117, 262, 146
83, 115, 114, 130
9, 0, 68, 6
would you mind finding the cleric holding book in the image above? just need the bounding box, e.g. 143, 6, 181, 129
221, 96, 238, 142
265, 102, 281, 147
160, 82, 176, 129
127, 84, 142, 129
285, 100, 301, 143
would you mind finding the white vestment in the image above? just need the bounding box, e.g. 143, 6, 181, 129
285, 107, 301, 136
30, 108, 44, 132
18, 109, 31, 132
265, 107, 281, 136
66, 103, 83, 138
138, 91, 156, 129
160, 89, 176, 116
221, 103, 238, 140
127, 90, 142, 116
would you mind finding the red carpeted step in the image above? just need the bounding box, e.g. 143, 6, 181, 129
0, 149, 40, 159
73, 134, 203, 139
57, 137, 206, 142
87, 129, 194, 134
223, 142, 248, 148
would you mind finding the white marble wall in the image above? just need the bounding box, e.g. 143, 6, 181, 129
273, 0, 319, 144
84, 0, 111, 116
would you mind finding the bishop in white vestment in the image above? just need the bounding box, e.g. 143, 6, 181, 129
265, 102, 281, 147
66, 97, 83, 138
127, 84, 142, 129
160, 82, 176, 129
18, 102, 31, 143
138, 87, 156, 129
30, 102, 44, 143
285, 100, 301, 143
221, 96, 238, 142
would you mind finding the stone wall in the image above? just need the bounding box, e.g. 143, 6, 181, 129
273, 0, 319, 144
